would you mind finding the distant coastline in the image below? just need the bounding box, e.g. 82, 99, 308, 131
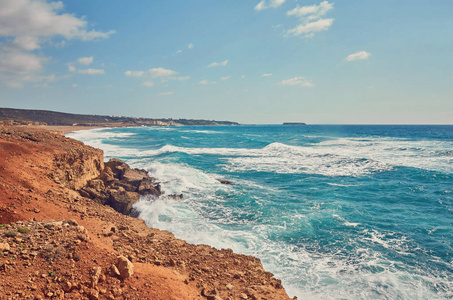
0, 107, 239, 127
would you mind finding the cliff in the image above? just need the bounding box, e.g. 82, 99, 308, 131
0, 126, 292, 300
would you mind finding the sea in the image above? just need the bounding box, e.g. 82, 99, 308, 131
67, 125, 453, 299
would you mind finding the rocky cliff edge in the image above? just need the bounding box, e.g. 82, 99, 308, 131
0, 126, 293, 300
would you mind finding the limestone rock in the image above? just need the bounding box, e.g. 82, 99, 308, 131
105, 159, 127, 179
121, 168, 147, 186
92, 267, 102, 287
137, 179, 160, 196
53, 147, 104, 190
87, 179, 105, 190
108, 191, 141, 215
116, 256, 134, 279
0, 242, 10, 252
111, 264, 120, 277
80, 158, 162, 215
100, 166, 115, 184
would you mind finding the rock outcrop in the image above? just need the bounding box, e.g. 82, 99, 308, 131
79, 159, 161, 215
0, 126, 293, 300
53, 147, 104, 190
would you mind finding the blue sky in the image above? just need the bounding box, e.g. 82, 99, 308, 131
0, 0, 452, 124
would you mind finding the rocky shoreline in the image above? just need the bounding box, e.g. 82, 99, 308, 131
0, 126, 293, 300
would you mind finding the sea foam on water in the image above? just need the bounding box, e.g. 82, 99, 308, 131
69, 125, 453, 299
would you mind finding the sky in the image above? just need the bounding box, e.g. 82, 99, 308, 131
0, 0, 452, 124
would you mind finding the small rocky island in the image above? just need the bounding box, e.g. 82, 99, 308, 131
282, 122, 307, 125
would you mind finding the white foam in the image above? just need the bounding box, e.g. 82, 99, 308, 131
327, 183, 359, 187
69, 127, 453, 299
333, 214, 361, 227
134, 195, 452, 299
69, 128, 453, 176
66, 128, 138, 159
179, 129, 221, 134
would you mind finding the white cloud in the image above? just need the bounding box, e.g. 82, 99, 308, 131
286, 18, 334, 38
77, 68, 105, 75
279, 76, 315, 87
159, 92, 174, 96
241, 75, 246, 79
71, 83, 77, 88
175, 50, 182, 55
207, 60, 229, 68
0, 0, 114, 87
198, 80, 216, 85
124, 71, 144, 77
0, 0, 114, 40
0, 49, 46, 87
69, 63, 104, 75
262, 73, 272, 77
147, 67, 177, 77
255, 0, 286, 11
13, 36, 40, 51
287, 1, 333, 20
345, 51, 371, 62
188, 43, 194, 49
285, 1, 334, 38
170, 76, 190, 81
141, 81, 155, 87
125, 67, 177, 78
221, 76, 231, 80
78, 56, 93, 65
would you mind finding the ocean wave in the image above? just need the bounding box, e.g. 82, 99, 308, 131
71, 126, 453, 299
179, 129, 222, 134
69, 127, 453, 176
141, 140, 452, 176
133, 195, 452, 300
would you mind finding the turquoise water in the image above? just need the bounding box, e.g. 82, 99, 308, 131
68, 125, 453, 299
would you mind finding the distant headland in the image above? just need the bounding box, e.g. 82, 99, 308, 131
0, 107, 239, 127
283, 122, 307, 125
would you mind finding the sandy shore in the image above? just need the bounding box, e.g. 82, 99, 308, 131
30, 125, 128, 134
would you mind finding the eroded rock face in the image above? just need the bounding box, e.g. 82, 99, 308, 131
79, 159, 161, 215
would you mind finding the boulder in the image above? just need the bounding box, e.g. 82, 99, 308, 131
137, 178, 160, 196
92, 267, 102, 287
121, 168, 148, 186
108, 191, 141, 215
166, 194, 184, 200
117, 182, 137, 192
116, 256, 134, 279
0, 242, 10, 252
87, 179, 105, 191
82, 187, 110, 204
105, 159, 129, 179
100, 166, 115, 184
